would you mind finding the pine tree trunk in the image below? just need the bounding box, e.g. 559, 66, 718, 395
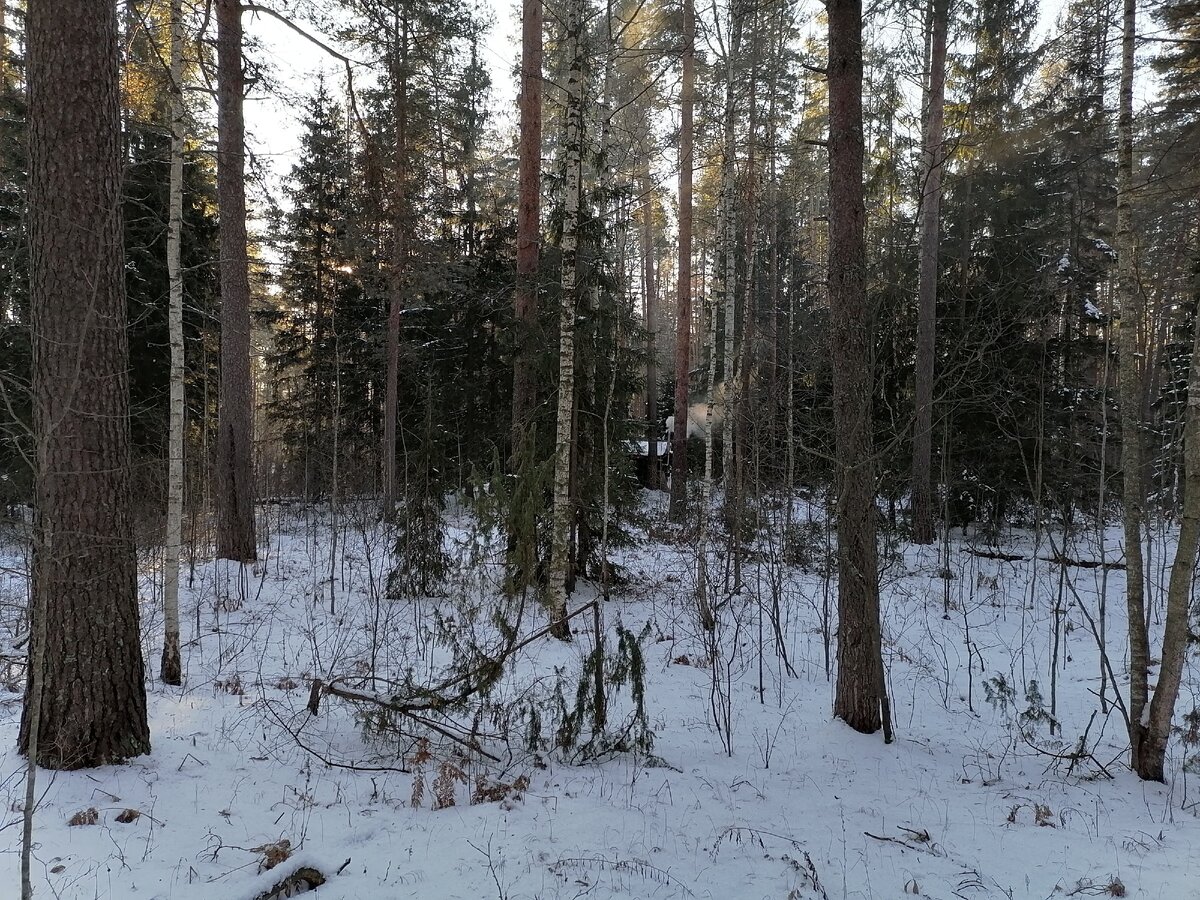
828, 0, 889, 739
910, 0, 948, 546
382, 10, 408, 518
512, 0, 543, 455
668, 0, 694, 520
20, 0, 151, 768
0, 0, 8, 92
215, 0, 257, 563
547, 0, 584, 641
1116, 0, 1150, 772
161, 0, 185, 685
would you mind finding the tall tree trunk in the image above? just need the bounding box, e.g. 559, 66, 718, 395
161, 0, 185, 685
718, 9, 741, 486
643, 163, 658, 489
1117, 0, 1149, 773
697, 277, 719, 631
731, 63, 759, 581
547, 0, 584, 641
512, 0, 543, 456
1139, 247, 1200, 781
0, 0, 9, 92
828, 0, 890, 739
382, 8, 408, 517
910, 0, 948, 546
20, 0, 150, 768
215, 0, 257, 562
668, 0, 694, 520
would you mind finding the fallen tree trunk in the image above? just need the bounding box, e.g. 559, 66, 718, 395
963, 548, 1125, 570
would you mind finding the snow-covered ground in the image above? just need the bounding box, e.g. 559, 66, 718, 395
2, 493, 1199, 899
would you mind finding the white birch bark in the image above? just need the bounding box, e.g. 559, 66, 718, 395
161, 0, 185, 685
547, 0, 585, 640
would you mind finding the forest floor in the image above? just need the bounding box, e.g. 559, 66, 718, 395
1, 491, 1199, 899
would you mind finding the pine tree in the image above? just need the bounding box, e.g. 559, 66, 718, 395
828, 0, 890, 739
215, 0, 258, 563
20, 0, 150, 769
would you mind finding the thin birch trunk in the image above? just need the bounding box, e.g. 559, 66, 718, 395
697, 285, 719, 632
668, 0, 695, 520
1116, 0, 1149, 773
547, 0, 584, 641
1140, 248, 1200, 782
161, 0, 185, 684
718, 10, 741, 485
643, 162, 658, 490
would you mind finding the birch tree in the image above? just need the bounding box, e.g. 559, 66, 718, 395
547, 0, 586, 640
1116, 0, 1149, 776
668, 0, 695, 520
161, 0, 185, 684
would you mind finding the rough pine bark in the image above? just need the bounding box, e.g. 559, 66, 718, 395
547, 0, 584, 641
512, 0, 543, 455
20, 0, 150, 768
828, 0, 890, 739
161, 0, 185, 685
1116, 0, 1150, 773
668, 0, 695, 520
382, 12, 409, 517
215, 0, 258, 562
910, 0, 948, 546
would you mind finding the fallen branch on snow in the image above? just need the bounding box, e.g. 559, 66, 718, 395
305, 600, 602, 763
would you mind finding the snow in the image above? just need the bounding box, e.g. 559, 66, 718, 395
2, 494, 1200, 899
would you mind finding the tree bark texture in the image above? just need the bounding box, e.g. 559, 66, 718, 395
382, 11, 409, 517
669, 0, 694, 520
828, 0, 889, 738
1139, 254, 1200, 781
161, 0, 185, 685
512, 0, 543, 455
1116, 0, 1150, 774
215, 0, 257, 561
547, 0, 583, 641
20, 0, 150, 768
910, 0, 948, 546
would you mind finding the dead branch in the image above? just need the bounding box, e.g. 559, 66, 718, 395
306, 601, 601, 764
963, 548, 1125, 570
